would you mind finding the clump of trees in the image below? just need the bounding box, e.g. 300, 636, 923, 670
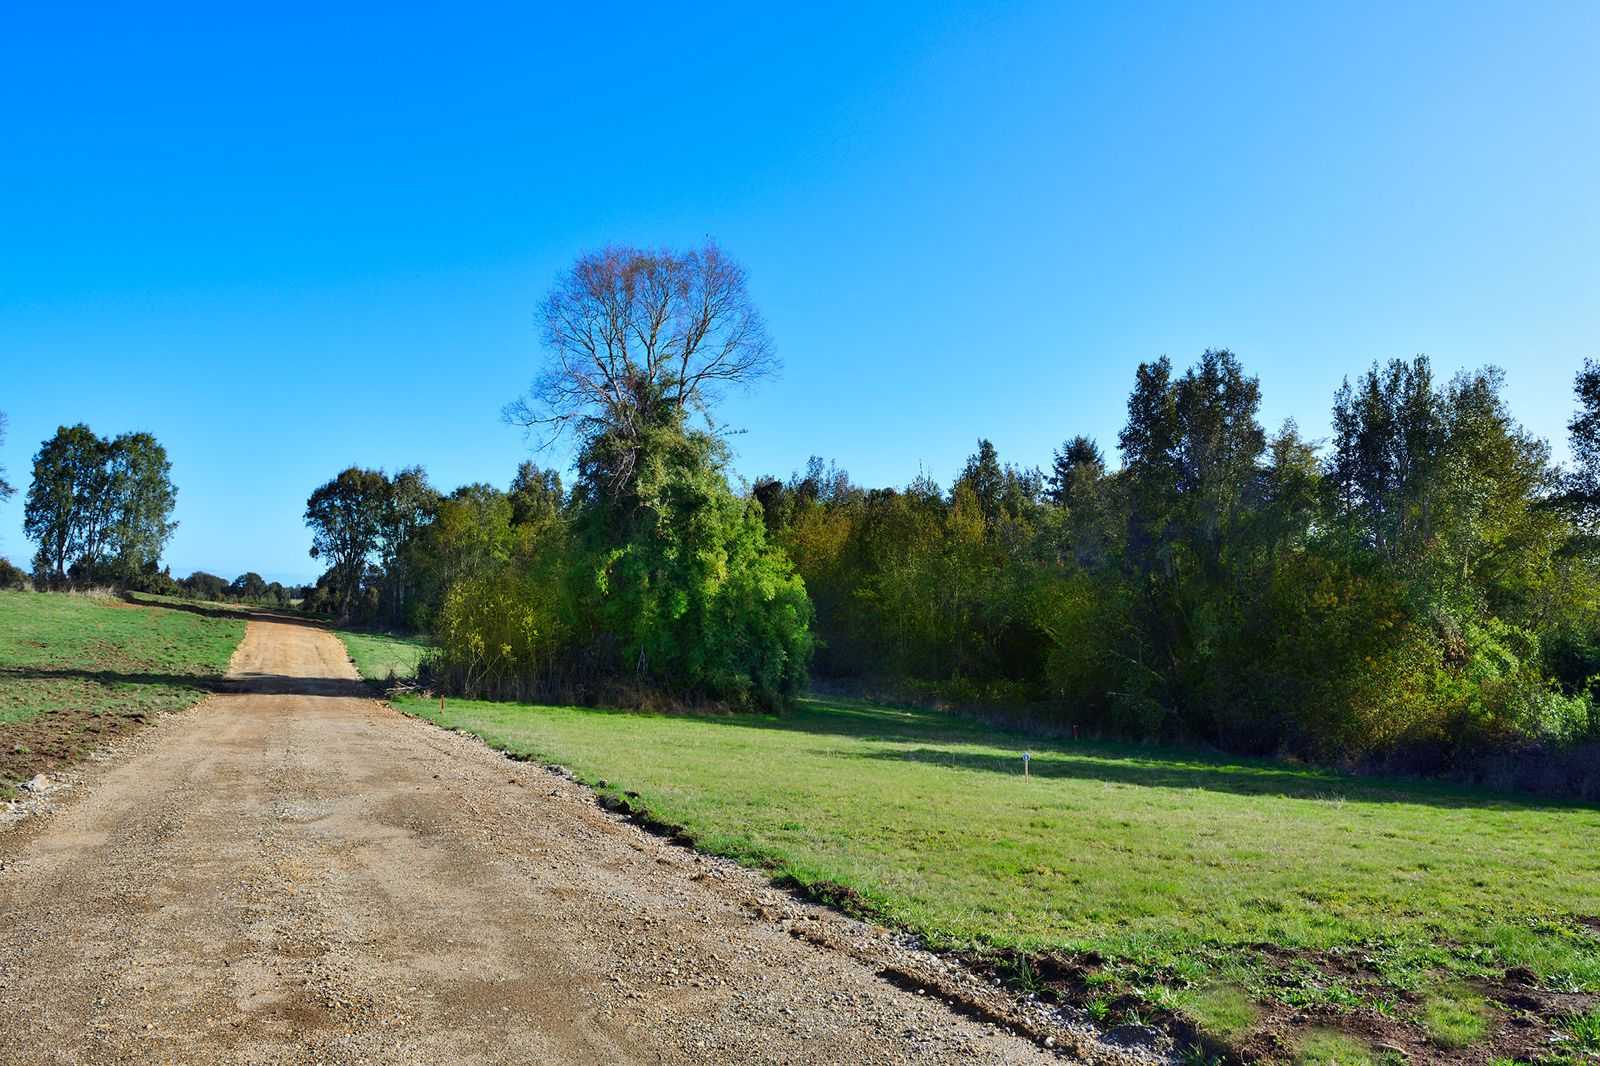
166, 569, 295, 606
23, 424, 177, 589
296, 240, 1600, 772
304, 244, 811, 710
757, 351, 1600, 768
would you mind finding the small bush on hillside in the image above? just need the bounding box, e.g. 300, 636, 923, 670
0, 558, 28, 591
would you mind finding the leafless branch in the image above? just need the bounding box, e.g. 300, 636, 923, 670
504, 242, 778, 452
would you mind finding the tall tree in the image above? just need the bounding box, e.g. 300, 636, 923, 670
954, 440, 1005, 525
1328, 357, 1441, 558
38, 425, 113, 582
304, 467, 388, 621
377, 467, 439, 625
508, 462, 564, 527
104, 432, 178, 581
23, 425, 174, 586
231, 572, 268, 600
505, 242, 778, 489
1171, 349, 1266, 570
1565, 358, 1600, 529
1047, 435, 1104, 507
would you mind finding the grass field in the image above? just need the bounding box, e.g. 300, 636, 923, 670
393, 690, 1600, 1060
0, 589, 245, 796
336, 629, 429, 682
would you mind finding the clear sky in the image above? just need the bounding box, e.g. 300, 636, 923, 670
3, 1, 1597, 584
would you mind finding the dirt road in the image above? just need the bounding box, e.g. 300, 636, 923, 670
0, 619, 1065, 1065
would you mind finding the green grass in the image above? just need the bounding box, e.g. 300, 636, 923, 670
1420, 985, 1488, 1047
1564, 1007, 1600, 1053
336, 629, 430, 681
396, 691, 1600, 1049
0, 589, 245, 793
1293, 1030, 1399, 1066
1176, 984, 1259, 1041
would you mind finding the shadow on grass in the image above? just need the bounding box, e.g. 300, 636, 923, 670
0, 666, 370, 699
473, 694, 1594, 814
838, 744, 1599, 813
124, 593, 333, 630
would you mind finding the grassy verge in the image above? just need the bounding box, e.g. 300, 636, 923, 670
0, 589, 245, 797
336, 629, 430, 682
395, 691, 1600, 1060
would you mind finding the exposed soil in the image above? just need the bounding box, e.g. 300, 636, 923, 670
959, 941, 1598, 1065
0, 697, 157, 795
0, 618, 1126, 1064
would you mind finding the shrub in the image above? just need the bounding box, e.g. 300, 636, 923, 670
0, 558, 28, 591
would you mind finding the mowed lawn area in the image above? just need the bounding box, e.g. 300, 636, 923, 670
335, 629, 430, 682
386, 687, 1600, 1058
0, 590, 245, 796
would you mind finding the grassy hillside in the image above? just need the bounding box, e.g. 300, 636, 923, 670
398, 691, 1600, 1061
337, 629, 429, 682
0, 590, 245, 796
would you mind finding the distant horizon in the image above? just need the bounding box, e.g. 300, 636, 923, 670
4, 1, 1596, 582
3, 343, 1589, 587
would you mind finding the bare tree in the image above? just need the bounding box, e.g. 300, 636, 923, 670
0, 411, 13, 499
505, 243, 777, 467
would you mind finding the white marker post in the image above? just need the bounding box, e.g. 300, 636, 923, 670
1023, 751, 1031, 779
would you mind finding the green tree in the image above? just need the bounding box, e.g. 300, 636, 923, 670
304, 467, 388, 622
1563, 358, 1600, 532
1046, 435, 1104, 508
103, 432, 178, 582
508, 462, 564, 527
24, 425, 108, 584
954, 440, 1006, 525
377, 466, 440, 625
574, 416, 811, 707
23, 425, 176, 586
1328, 356, 1442, 559
181, 570, 229, 601
231, 572, 268, 600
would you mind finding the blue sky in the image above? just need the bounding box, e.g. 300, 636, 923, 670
3, 1, 1597, 584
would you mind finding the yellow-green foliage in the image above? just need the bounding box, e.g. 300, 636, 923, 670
581, 425, 812, 708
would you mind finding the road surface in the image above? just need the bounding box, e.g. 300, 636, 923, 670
0, 618, 1063, 1064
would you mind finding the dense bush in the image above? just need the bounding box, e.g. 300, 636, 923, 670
575, 422, 812, 708
0, 558, 29, 591
757, 352, 1600, 767
418, 417, 811, 709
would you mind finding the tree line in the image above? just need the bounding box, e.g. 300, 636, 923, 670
304, 244, 1600, 779
757, 352, 1600, 769
13, 242, 1593, 777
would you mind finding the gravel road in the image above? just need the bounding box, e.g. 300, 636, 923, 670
0, 618, 1073, 1064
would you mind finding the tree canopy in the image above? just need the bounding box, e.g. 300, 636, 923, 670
505, 243, 777, 490
23, 425, 177, 587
